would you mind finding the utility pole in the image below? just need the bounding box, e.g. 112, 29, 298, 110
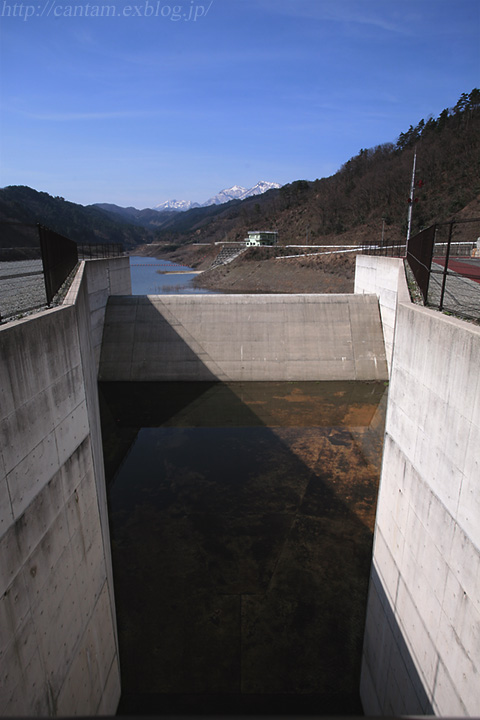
406, 148, 417, 250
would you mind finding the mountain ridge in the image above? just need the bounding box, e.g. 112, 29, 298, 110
1, 89, 478, 252
154, 180, 281, 212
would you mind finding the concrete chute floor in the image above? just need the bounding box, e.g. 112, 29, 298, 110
99, 381, 387, 716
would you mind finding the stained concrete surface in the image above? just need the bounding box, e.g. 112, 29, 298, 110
99, 381, 387, 715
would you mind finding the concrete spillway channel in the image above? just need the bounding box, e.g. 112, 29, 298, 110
98, 292, 388, 714
3, 255, 479, 716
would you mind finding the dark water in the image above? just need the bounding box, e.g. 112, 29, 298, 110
99, 381, 387, 715
129, 255, 215, 295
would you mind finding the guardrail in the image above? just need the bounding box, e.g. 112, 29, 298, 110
360, 238, 406, 257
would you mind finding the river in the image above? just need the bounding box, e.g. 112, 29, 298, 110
129, 255, 215, 295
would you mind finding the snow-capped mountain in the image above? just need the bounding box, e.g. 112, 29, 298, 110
238, 181, 281, 200
155, 199, 201, 212
203, 184, 248, 206
155, 181, 281, 213
203, 181, 281, 206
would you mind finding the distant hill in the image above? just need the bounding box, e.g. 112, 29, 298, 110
94, 195, 251, 233
0, 186, 154, 249
92, 203, 178, 228
93, 181, 282, 219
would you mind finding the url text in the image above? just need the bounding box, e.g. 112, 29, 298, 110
1, 0, 213, 20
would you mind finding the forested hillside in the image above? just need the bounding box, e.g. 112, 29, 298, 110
156, 89, 479, 247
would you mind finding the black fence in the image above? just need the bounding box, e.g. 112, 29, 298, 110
0, 223, 125, 322
38, 224, 79, 305
406, 225, 436, 303
407, 218, 480, 322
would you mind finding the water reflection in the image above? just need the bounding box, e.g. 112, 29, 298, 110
99, 380, 387, 715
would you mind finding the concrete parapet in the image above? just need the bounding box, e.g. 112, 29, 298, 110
354, 255, 407, 373
359, 257, 480, 715
0, 258, 127, 715
65, 257, 131, 370
99, 293, 388, 382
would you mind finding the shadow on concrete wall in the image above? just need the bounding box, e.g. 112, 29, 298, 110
100, 296, 227, 381
362, 563, 434, 715
99, 297, 223, 478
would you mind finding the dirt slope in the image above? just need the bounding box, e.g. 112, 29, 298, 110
192, 249, 357, 294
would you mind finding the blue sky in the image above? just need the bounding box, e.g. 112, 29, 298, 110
0, 0, 478, 208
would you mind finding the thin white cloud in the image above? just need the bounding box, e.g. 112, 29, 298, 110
248, 0, 412, 35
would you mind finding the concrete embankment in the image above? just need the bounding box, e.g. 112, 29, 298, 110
99, 293, 388, 382
356, 256, 480, 716
0, 257, 130, 716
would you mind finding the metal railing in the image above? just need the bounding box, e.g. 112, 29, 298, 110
78, 243, 125, 259
1, 223, 125, 322
360, 237, 406, 257
407, 218, 480, 322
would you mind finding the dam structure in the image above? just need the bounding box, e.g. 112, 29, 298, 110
0, 252, 479, 715
98, 292, 388, 383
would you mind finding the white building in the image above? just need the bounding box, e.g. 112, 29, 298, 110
245, 231, 278, 247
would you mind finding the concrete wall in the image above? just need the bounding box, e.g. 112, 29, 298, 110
0, 257, 130, 716
82, 257, 131, 369
358, 257, 480, 715
99, 293, 388, 382
354, 255, 407, 373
